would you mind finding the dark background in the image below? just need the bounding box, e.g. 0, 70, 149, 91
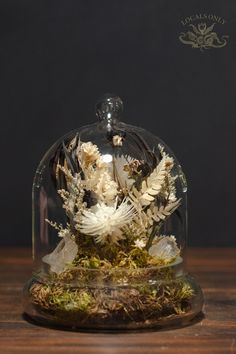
1, 0, 236, 247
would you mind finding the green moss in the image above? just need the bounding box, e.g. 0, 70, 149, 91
30, 277, 195, 328
50, 290, 91, 312
69, 241, 179, 272
73, 256, 102, 269
31, 284, 92, 313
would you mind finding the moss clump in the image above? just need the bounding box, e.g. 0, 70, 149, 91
29, 276, 195, 329
30, 284, 93, 312
70, 247, 178, 270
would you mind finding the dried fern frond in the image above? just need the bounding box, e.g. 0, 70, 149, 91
139, 155, 174, 206
124, 209, 153, 239
139, 158, 166, 205
150, 199, 181, 223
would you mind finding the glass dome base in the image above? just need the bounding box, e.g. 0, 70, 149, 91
23, 261, 203, 331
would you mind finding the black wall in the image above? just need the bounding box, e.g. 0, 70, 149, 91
1, 0, 236, 246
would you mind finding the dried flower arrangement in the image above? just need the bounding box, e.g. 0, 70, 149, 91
28, 134, 197, 329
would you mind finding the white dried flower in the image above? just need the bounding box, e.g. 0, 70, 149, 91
134, 239, 146, 249
83, 169, 118, 204
79, 199, 136, 244
112, 135, 123, 146
78, 142, 101, 167
148, 236, 179, 261
76, 142, 119, 203
93, 170, 118, 203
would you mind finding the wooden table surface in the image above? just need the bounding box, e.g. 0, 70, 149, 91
0, 248, 236, 354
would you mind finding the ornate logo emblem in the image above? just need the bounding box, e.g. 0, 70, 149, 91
179, 15, 229, 50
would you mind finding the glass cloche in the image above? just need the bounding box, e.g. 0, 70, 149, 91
24, 94, 203, 330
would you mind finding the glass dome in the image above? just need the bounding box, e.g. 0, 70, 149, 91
24, 94, 203, 330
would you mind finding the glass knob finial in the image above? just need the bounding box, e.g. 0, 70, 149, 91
95, 94, 123, 124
